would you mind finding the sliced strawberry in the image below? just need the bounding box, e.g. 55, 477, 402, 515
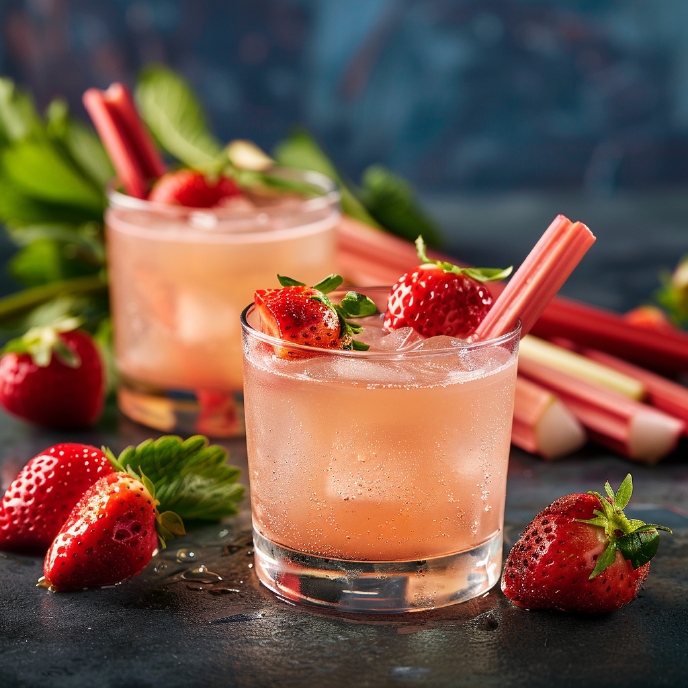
502, 475, 671, 613
0, 319, 105, 429
148, 170, 241, 207
255, 286, 343, 355
0, 443, 114, 554
624, 306, 676, 333
254, 275, 377, 357
43, 472, 184, 592
384, 237, 511, 338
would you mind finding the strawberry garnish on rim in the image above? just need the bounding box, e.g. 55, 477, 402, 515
385, 237, 512, 338
255, 274, 378, 357
502, 475, 672, 613
148, 169, 242, 207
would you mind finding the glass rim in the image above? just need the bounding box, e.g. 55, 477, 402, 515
241, 288, 522, 360
106, 167, 341, 217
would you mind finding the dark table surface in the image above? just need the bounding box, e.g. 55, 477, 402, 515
0, 409, 687, 688
1, 193, 688, 688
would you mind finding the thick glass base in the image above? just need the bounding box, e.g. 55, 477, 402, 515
117, 376, 245, 437
253, 528, 502, 613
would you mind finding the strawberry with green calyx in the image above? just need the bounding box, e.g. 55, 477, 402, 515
39, 435, 243, 592
502, 475, 672, 613
255, 274, 377, 355
42, 471, 184, 592
385, 236, 512, 338
0, 317, 105, 428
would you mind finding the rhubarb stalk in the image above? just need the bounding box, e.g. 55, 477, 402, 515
512, 376, 587, 460
474, 215, 596, 340
582, 348, 688, 437
519, 335, 645, 400
518, 356, 683, 464
83, 83, 166, 199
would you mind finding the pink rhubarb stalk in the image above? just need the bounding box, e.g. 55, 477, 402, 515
474, 215, 596, 340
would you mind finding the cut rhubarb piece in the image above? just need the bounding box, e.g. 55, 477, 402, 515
474, 216, 596, 340
582, 348, 688, 437
519, 335, 645, 400
512, 376, 587, 460
83, 83, 166, 198
531, 297, 688, 373
518, 356, 683, 464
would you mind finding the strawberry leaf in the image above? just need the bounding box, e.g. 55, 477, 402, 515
340, 291, 377, 318
589, 541, 618, 579
415, 236, 511, 282
352, 340, 370, 351
312, 274, 343, 294
614, 474, 633, 510
113, 435, 244, 521
278, 275, 306, 287
616, 529, 660, 570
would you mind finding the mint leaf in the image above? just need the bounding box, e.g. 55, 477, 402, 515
1, 139, 105, 211
361, 164, 442, 248
352, 340, 370, 351
274, 128, 380, 227
114, 435, 244, 521
136, 65, 223, 168
278, 275, 306, 287
312, 274, 343, 294
340, 291, 377, 318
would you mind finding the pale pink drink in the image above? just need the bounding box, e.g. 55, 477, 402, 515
106, 170, 340, 436
242, 288, 520, 612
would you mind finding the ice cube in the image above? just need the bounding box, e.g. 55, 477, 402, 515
415, 335, 467, 350
377, 327, 425, 351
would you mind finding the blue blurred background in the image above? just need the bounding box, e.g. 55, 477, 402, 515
1, 0, 688, 310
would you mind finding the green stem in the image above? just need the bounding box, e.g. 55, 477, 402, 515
0, 275, 107, 322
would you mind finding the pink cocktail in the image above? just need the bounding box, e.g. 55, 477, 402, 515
106, 170, 340, 436
242, 288, 520, 612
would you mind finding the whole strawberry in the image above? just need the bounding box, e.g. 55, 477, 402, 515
502, 475, 671, 613
0, 318, 105, 428
43, 472, 184, 592
254, 274, 377, 357
0, 443, 114, 553
148, 169, 241, 207
385, 237, 511, 338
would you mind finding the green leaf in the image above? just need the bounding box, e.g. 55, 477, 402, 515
0, 78, 41, 144
589, 491, 614, 520
274, 128, 380, 227
277, 275, 306, 287
616, 529, 660, 570
461, 266, 514, 283
114, 435, 244, 521
604, 481, 616, 501
94, 316, 117, 397
0, 275, 107, 326
312, 274, 343, 294
136, 65, 223, 168
361, 164, 442, 247
589, 541, 618, 579
158, 511, 186, 537
352, 340, 370, 351
614, 474, 633, 510
9, 239, 65, 287
340, 291, 378, 318
1, 139, 105, 211
576, 516, 608, 529
0, 176, 103, 226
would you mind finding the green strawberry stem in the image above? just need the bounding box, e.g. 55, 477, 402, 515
277, 273, 378, 350
415, 236, 513, 283
576, 474, 672, 579
1, 316, 85, 367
